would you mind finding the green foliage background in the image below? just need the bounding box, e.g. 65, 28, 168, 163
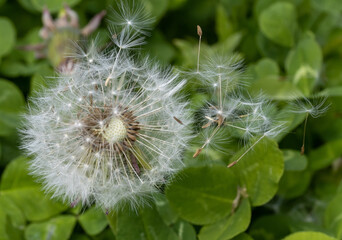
0, 0, 342, 239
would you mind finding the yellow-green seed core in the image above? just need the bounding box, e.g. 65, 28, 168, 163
103, 118, 127, 143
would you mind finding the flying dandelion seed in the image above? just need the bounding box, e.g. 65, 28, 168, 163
191, 27, 286, 166
21, 1, 192, 211
290, 96, 330, 154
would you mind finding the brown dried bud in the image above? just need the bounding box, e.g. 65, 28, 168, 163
193, 148, 203, 158
197, 25, 202, 37
202, 121, 212, 129
227, 161, 237, 168
173, 116, 184, 125
217, 114, 224, 126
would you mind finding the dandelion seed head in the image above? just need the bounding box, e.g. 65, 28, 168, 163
21, 5, 191, 209
194, 54, 285, 160
108, 0, 154, 49
290, 96, 330, 118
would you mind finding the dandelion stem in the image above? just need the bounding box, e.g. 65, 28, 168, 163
105, 47, 122, 86
194, 124, 221, 158
218, 74, 222, 110
196, 25, 202, 73
227, 135, 265, 168
301, 112, 309, 155
202, 124, 220, 149
225, 122, 248, 131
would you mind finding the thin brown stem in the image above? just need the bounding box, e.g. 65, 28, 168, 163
197, 25, 202, 73
301, 113, 309, 155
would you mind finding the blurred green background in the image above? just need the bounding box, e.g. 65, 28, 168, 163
1, 0, 342, 239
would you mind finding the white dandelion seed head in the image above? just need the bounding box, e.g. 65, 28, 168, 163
290, 96, 330, 118
21, 26, 192, 210
197, 54, 246, 92
194, 126, 232, 155
108, 0, 154, 49
109, 0, 154, 35
195, 55, 285, 157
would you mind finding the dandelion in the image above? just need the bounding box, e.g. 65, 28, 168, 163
21, 3, 192, 211
21, 5, 106, 72
195, 90, 285, 167
290, 96, 329, 118
290, 96, 329, 154
191, 27, 285, 167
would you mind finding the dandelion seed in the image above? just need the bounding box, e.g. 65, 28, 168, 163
290, 96, 329, 119
290, 96, 329, 154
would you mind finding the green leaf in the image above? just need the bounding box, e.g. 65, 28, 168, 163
92, 229, 116, 240
0, 0, 6, 7
250, 77, 302, 100
278, 170, 311, 199
256, 32, 289, 64
0, 208, 10, 240
249, 215, 290, 240
168, 0, 187, 10
285, 34, 322, 95
166, 166, 238, 225
0, 79, 25, 137
17, 0, 39, 13
248, 58, 303, 100
0, 136, 21, 167
172, 220, 197, 240
231, 233, 254, 240
198, 198, 251, 240
145, 30, 176, 64
78, 207, 108, 236
282, 231, 337, 240
143, 0, 169, 21
253, 58, 280, 80
111, 204, 179, 240
5, 214, 23, 240
25, 215, 76, 240
318, 87, 342, 97
30, 0, 81, 12
259, 2, 297, 47
0, 197, 25, 230
311, 0, 342, 13
173, 39, 198, 68
215, 4, 234, 41
308, 139, 342, 170
229, 137, 284, 206
0, 17, 16, 58
325, 193, 342, 239
211, 32, 243, 54
4, 27, 40, 65
29, 64, 54, 97
0, 156, 68, 221
274, 106, 306, 142
69, 234, 91, 240
154, 194, 178, 225
325, 59, 342, 88
174, 35, 241, 70
0, 59, 49, 78
283, 150, 307, 171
